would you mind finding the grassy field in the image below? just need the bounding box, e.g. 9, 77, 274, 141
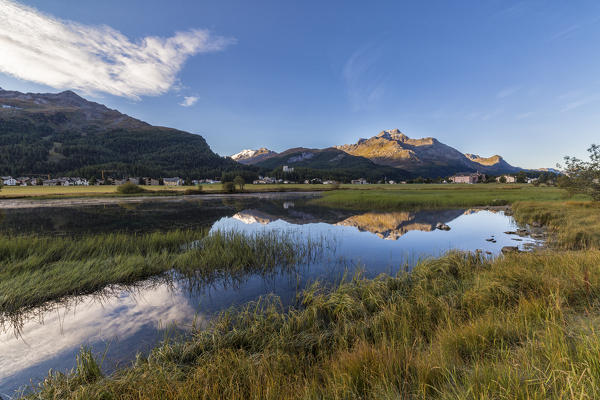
311, 184, 579, 209
0, 229, 322, 319
0, 184, 332, 199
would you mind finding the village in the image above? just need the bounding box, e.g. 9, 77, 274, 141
0, 176, 222, 187
1, 171, 545, 188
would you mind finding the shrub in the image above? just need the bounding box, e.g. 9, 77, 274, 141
116, 182, 146, 194
223, 182, 236, 193
184, 185, 204, 195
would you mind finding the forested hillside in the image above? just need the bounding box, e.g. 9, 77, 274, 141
0, 89, 242, 178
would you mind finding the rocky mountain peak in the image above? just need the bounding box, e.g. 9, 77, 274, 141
377, 129, 409, 141
464, 153, 505, 166
230, 147, 278, 164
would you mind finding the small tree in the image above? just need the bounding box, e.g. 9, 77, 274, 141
233, 176, 245, 191
89, 177, 97, 186
499, 176, 507, 184
223, 181, 236, 193
560, 144, 600, 201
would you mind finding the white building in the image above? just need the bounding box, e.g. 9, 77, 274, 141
496, 175, 517, 183
2, 177, 17, 186
163, 177, 183, 186
282, 165, 294, 173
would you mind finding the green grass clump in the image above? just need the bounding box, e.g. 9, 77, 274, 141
311, 184, 575, 210
24, 250, 600, 399
0, 230, 321, 318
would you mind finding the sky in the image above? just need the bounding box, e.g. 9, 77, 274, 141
1, 0, 599, 168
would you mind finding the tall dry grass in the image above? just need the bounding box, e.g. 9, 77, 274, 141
24, 250, 600, 399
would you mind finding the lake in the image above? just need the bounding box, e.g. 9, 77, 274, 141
0, 193, 543, 397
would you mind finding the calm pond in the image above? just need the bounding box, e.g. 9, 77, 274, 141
0, 193, 543, 397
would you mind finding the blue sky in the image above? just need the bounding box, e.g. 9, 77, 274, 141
1, 0, 599, 168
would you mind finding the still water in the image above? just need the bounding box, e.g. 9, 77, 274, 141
0, 193, 542, 397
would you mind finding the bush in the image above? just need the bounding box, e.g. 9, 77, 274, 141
184, 185, 204, 195
116, 182, 146, 194
223, 182, 236, 193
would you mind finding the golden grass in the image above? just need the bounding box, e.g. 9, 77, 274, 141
23, 250, 600, 399
513, 201, 600, 249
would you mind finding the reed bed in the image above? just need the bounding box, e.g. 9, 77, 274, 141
0, 229, 322, 317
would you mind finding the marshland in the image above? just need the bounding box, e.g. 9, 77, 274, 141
0, 184, 595, 399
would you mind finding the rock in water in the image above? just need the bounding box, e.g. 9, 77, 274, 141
436, 222, 451, 231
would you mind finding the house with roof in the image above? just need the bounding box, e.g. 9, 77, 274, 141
450, 173, 485, 184
2, 176, 17, 186
163, 177, 183, 186
496, 175, 517, 183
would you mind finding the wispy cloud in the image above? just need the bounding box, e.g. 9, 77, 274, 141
496, 86, 519, 99
516, 111, 533, 120
0, 0, 234, 99
180, 96, 199, 107
342, 43, 388, 111
561, 95, 600, 112
467, 108, 503, 121
550, 24, 580, 41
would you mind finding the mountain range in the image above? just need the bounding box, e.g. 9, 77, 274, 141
0, 88, 532, 180
231, 128, 522, 177
0, 88, 238, 178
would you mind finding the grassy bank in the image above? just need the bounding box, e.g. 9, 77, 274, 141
513, 201, 600, 250
26, 249, 600, 399
310, 184, 574, 209
0, 230, 322, 318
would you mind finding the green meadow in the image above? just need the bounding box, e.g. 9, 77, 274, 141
311, 184, 575, 209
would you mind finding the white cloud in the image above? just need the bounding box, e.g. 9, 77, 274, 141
0, 0, 233, 99
180, 96, 199, 107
